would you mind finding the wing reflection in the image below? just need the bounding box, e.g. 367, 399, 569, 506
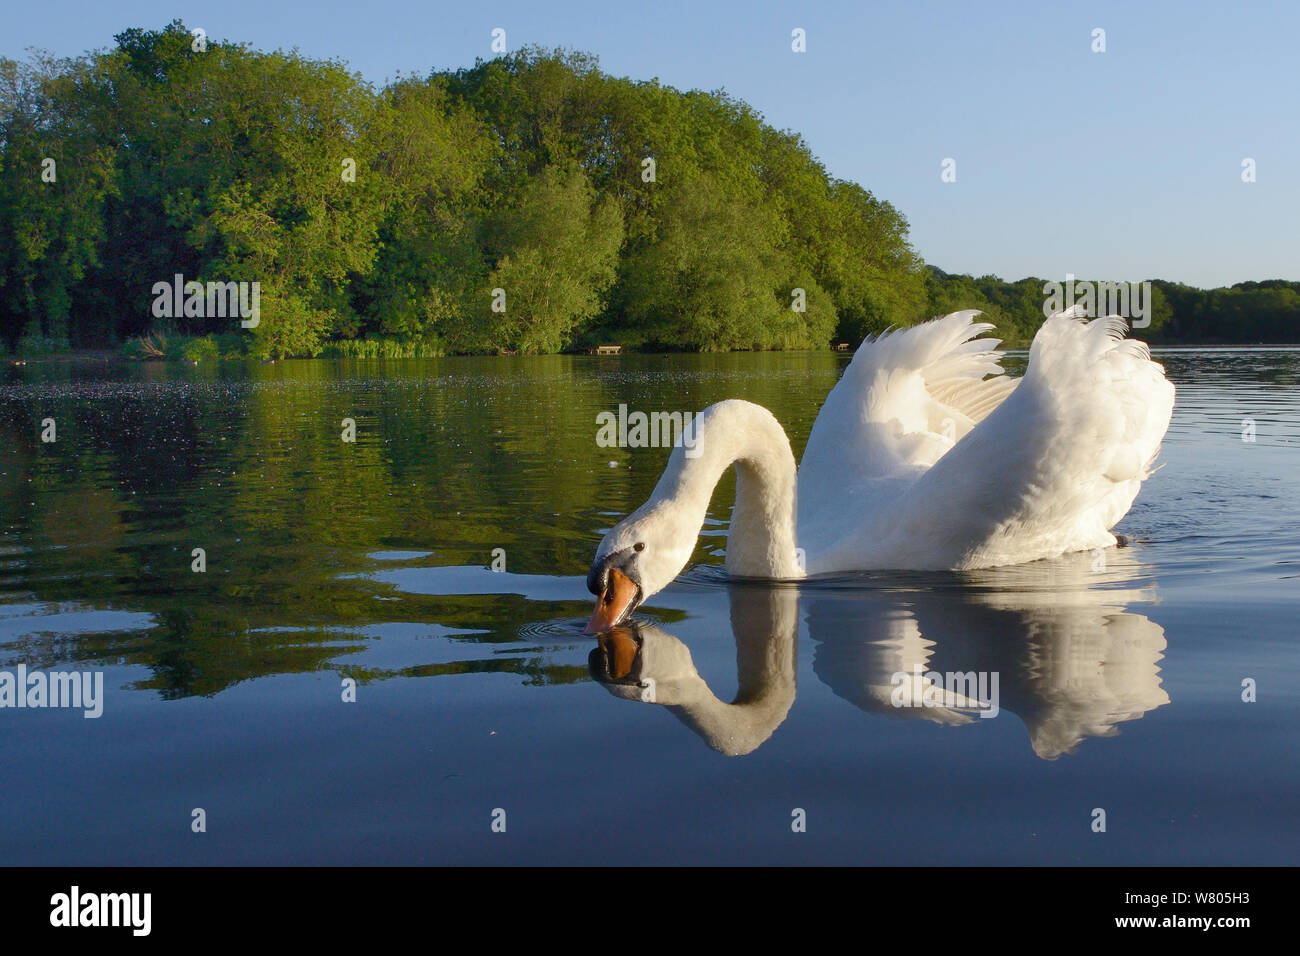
808, 559, 1171, 758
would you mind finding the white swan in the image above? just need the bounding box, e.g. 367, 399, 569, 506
585, 308, 1175, 631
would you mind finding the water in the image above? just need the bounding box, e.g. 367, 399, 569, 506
1, 348, 1296, 864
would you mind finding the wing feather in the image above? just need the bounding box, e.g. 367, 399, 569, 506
815, 310, 1176, 570
798, 310, 1017, 547
800, 310, 1180, 572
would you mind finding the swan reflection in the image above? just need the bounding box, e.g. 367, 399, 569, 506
808, 562, 1171, 759
590, 557, 1169, 759
588, 585, 798, 756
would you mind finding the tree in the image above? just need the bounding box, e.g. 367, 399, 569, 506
616, 172, 833, 350
0, 53, 116, 347
473, 163, 623, 353
354, 76, 495, 347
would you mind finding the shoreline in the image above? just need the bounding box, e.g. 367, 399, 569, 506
9, 342, 1300, 365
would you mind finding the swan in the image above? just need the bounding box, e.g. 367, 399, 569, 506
585, 307, 1176, 632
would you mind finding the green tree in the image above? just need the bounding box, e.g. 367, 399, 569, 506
473, 164, 623, 353
616, 172, 833, 350
353, 76, 495, 348
0, 53, 117, 347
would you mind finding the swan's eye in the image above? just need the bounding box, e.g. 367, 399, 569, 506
633, 542, 645, 552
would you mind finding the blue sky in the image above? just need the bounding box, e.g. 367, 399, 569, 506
5, 0, 1296, 287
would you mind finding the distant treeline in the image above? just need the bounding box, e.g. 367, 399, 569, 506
1, 21, 1296, 358
924, 269, 1300, 347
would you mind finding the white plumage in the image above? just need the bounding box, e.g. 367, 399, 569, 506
799, 306, 1176, 570
587, 309, 1176, 620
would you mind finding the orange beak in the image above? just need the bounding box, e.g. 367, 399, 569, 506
585, 567, 639, 634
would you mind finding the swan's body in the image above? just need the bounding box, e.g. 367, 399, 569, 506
585, 309, 1175, 631
799, 308, 1174, 570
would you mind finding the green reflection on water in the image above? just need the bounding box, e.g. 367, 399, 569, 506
0, 351, 847, 697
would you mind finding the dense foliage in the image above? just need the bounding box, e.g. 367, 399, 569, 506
1, 22, 1295, 357
924, 269, 1300, 347
0, 23, 917, 357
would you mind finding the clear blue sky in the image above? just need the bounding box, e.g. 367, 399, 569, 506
6, 0, 1297, 287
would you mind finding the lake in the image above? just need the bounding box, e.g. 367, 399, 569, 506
1, 347, 1297, 864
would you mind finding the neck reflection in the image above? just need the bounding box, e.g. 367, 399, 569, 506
588, 584, 798, 756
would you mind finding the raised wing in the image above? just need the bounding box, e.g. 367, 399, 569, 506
798, 310, 1017, 550
846, 310, 1176, 570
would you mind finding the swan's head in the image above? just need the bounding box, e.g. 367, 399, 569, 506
584, 502, 696, 633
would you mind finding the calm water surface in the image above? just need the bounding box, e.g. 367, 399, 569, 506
1, 347, 1297, 864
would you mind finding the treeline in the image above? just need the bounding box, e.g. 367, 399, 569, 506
0, 21, 925, 358
925, 269, 1300, 346
1, 22, 1295, 359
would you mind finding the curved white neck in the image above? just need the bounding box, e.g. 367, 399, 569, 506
649, 400, 801, 579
